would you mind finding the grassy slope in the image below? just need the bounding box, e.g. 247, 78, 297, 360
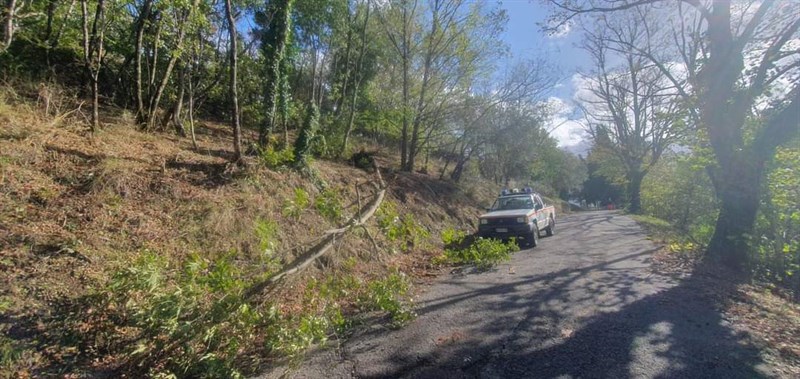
0, 86, 499, 375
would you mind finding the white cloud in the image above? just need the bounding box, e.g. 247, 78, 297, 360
546, 20, 573, 39
544, 96, 587, 148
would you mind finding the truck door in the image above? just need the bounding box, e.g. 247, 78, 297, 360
533, 195, 544, 229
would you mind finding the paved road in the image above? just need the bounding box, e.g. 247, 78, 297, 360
265, 211, 774, 378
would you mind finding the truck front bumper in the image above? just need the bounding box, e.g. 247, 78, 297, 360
477, 223, 534, 242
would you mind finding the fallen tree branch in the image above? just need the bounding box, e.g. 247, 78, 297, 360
244, 168, 386, 299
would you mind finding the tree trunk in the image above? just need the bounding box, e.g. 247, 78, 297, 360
341, 1, 370, 157
404, 0, 439, 172
133, 0, 152, 124
163, 64, 186, 136
146, 0, 196, 131
398, 3, 411, 170
44, 0, 55, 65
225, 0, 242, 162
625, 170, 644, 214
1, 0, 16, 52
81, 0, 105, 132
188, 71, 197, 150
706, 162, 762, 272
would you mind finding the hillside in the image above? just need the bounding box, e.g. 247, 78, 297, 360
0, 87, 514, 377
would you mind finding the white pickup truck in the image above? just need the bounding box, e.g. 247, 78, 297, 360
477, 189, 556, 248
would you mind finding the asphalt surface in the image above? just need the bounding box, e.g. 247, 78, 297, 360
262, 211, 774, 378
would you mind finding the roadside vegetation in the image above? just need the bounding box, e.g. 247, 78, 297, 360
1, 0, 798, 377
437, 228, 519, 269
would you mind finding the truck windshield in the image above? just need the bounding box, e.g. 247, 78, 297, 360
490, 196, 534, 211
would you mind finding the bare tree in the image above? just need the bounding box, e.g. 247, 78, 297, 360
144, 0, 199, 131
225, 0, 242, 162
576, 12, 683, 213
547, 0, 800, 271
132, 0, 153, 124
81, 0, 107, 132
341, 0, 372, 156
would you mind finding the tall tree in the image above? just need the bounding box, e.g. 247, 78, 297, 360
133, 0, 153, 124
143, 0, 199, 131
80, 0, 107, 132
225, 0, 242, 162
340, 0, 372, 156
260, 0, 294, 146
576, 13, 682, 213
548, 0, 800, 271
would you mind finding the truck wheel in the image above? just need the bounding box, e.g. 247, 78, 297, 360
527, 227, 538, 248
545, 217, 555, 237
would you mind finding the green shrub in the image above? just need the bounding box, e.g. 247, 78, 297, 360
359, 271, 416, 327
104, 251, 260, 378
640, 154, 718, 245
315, 189, 343, 223
376, 201, 430, 252
258, 145, 295, 169
282, 188, 310, 220
441, 227, 468, 247
253, 218, 281, 271
441, 236, 518, 269
264, 312, 330, 358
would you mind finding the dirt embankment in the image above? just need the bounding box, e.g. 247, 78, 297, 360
0, 89, 499, 375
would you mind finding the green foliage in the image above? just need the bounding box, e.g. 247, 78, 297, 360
104, 251, 260, 378
258, 145, 295, 169
282, 188, 311, 220
640, 154, 718, 244
753, 145, 800, 297
314, 189, 343, 223
439, 231, 518, 269
0, 335, 24, 373
530, 141, 587, 200
441, 227, 468, 247
359, 271, 416, 327
376, 201, 430, 252
264, 312, 329, 358
293, 103, 321, 166
253, 218, 281, 271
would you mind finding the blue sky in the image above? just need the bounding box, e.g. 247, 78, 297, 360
498, 0, 590, 148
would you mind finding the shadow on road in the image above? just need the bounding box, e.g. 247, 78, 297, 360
358, 212, 768, 378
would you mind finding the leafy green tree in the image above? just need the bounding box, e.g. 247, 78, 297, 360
260, 0, 294, 146
547, 0, 800, 273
